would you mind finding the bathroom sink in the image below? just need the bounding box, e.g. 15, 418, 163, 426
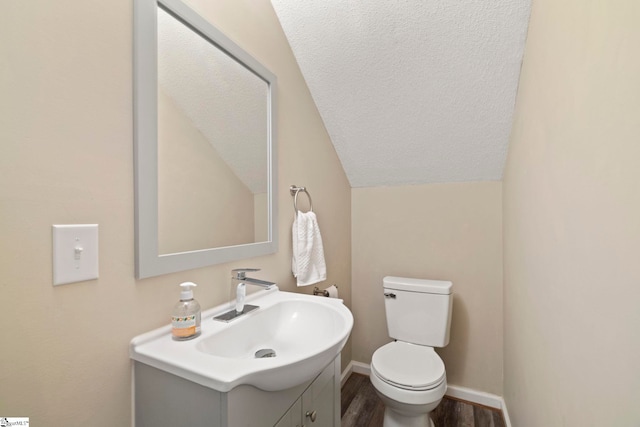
130, 287, 353, 392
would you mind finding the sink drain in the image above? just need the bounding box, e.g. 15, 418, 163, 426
255, 348, 276, 358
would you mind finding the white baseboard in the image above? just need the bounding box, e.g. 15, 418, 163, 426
444, 386, 511, 427
500, 396, 512, 427
341, 361, 511, 427
340, 360, 371, 387
445, 384, 501, 409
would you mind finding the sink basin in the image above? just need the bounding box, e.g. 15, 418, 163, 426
130, 287, 353, 392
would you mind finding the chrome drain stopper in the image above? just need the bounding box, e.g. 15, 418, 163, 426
255, 348, 276, 358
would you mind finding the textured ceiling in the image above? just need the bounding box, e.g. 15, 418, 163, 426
271, 1, 531, 187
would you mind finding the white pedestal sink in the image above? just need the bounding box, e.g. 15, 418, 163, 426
130, 287, 353, 392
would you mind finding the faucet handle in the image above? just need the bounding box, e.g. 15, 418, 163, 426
232, 268, 260, 279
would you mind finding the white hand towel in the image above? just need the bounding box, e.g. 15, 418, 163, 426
292, 211, 326, 286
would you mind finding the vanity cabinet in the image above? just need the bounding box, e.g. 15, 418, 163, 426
134, 355, 341, 427
275, 399, 302, 427
275, 356, 336, 427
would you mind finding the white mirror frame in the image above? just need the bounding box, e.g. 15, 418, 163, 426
134, 0, 278, 279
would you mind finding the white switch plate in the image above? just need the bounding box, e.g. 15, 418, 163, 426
52, 224, 99, 286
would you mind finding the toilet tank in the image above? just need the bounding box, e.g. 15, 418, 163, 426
383, 276, 453, 347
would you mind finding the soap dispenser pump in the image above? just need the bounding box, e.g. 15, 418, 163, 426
171, 282, 201, 341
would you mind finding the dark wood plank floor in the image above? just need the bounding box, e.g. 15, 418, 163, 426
341, 373, 505, 427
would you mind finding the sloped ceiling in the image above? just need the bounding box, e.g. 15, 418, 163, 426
270, 1, 531, 187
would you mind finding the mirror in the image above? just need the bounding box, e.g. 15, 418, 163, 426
134, 0, 278, 279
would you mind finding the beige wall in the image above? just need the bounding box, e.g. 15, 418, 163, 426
0, 0, 351, 425
352, 182, 503, 394
503, 0, 640, 424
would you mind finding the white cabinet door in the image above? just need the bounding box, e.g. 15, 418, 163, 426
275, 359, 337, 427
301, 362, 335, 427
275, 398, 302, 427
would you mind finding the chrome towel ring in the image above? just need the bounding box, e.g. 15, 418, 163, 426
290, 185, 313, 215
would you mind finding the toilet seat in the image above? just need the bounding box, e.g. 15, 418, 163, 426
371, 341, 445, 391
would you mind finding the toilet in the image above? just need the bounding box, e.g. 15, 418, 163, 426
370, 276, 453, 427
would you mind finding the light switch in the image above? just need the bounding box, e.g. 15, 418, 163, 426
52, 224, 99, 286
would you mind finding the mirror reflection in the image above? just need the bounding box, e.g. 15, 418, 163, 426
157, 6, 269, 255
134, 0, 277, 279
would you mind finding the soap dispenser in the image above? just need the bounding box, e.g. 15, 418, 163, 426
171, 282, 201, 341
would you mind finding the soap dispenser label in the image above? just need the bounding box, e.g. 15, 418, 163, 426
171, 315, 196, 338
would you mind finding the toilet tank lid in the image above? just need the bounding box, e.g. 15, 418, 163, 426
383, 276, 452, 295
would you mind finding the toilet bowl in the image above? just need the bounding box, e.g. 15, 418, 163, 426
370, 276, 453, 427
370, 341, 447, 427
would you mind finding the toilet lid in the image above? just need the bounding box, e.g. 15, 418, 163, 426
372, 341, 445, 391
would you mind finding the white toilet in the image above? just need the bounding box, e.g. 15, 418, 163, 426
370, 276, 453, 427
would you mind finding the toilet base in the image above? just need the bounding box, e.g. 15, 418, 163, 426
370, 368, 445, 427
383, 407, 434, 427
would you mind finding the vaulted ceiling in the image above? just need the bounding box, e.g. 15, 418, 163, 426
271, 1, 531, 188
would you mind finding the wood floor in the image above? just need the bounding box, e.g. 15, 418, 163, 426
341, 373, 505, 427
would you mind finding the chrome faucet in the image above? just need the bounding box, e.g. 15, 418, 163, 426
233, 268, 275, 314
213, 268, 276, 322
232, 268, 276, 290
